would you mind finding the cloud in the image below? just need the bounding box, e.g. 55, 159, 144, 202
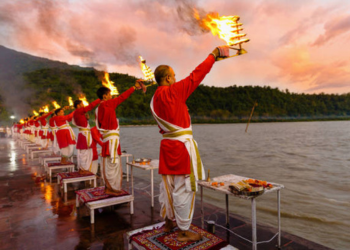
312, 14, 350, 46
0, 0, 350, 95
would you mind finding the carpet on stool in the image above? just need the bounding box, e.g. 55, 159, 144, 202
57, 171, 94, 186
47, 161, 74, 167
130, 223, 228, 250
75, 186, 129, 204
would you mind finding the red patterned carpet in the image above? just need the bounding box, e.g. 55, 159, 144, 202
75, 186, 129, 203
130, 224, 228, 250
57, 171, 94, 186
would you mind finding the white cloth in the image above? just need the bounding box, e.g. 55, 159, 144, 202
150, 97, 205, 192
90, 160, 98, 175
102, 156, 122, 191
50, 127, 59, 154
95, 107, 120, 164
77, 148, 93, 171
159, 175, 195, 231
60, 145, 74, 158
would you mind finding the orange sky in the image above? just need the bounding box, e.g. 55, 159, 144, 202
0, 0, 349, 94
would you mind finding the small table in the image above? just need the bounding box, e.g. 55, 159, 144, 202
126, 159, 159, 208
46, 162, 75, 182
58, 173, 97, 193
26, 145, 41, 154
76, 186, 134, 224
199, 174, 284, 250
121, 153, 133, 182
31, 149, 53, 159
39, 155, 61, 165
23, 143, 37, 150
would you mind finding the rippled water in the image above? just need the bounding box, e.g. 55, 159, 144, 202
102, 121, 349, 249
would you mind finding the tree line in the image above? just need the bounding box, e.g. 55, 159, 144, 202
1, 67, 350, 126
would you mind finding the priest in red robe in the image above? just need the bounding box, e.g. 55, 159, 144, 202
54, 106, 76, 164
95, 81, 145, 195
73, 98, 101, 173
150, 46, 228, 242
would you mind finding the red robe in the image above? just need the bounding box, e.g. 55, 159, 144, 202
34, 120, 40, 137
153, 55, 215, 175
73, 99, 101, 149
48, 116, 55, 141
37, 112, 53, 139
91, 126, 103, 161
96, 87, 135, 157
54, 111, 76, 149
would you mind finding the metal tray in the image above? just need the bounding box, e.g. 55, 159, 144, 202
229, 185, 264, 197
134, 158, 152, 164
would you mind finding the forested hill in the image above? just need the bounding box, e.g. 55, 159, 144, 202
23, 67, 350, 125
1, 45, 349, 126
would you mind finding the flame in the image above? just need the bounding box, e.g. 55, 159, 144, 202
43, 105, 49, 113
139, 56, 155, 81
33, 110, 39, 116
20, 119, 24, 124
79, 96, 89, 106
195, 11, 249, 46
68, 97, 73, 106
52, 101, 61, 109
39, 107, 44, 112
101, 72, 119, 95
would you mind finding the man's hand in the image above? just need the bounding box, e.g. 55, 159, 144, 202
212, 45, 230, 60
135, 79, 147, 94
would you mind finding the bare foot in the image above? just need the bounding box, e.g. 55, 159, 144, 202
79, 169, 91, 175
60, 157, 68, 164
104, 188, 123, 196
164, 218, 177, 232
177, 230, 202, 242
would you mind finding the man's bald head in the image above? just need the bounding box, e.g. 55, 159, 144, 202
154, 65, 170, 85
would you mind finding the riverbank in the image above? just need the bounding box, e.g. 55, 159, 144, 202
0, 137, 334, 249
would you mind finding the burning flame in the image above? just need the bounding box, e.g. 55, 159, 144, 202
195, 11, 249, 46
139, 56, 155, 81
101, 72, 119, 95
79, 96, 89, 106
52, 101, 61, 109
68, 97, 73, 106
20, 119, 24, 124
39, 107, 44, 113
33, 110, 39, 116
43, 105, 49, 113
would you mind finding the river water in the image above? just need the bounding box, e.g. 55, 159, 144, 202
113, 121, 350, 250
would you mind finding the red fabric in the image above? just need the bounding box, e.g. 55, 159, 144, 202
153, 55, 215, 175
74, 99, 101, 150
97, 87, 134, 130
97, 87, 135, 157
37, 111, 53, 127
54, 111, 76, 149
49, 116, 55, 127
91, 126, 103, 161
75, 186, 129, 203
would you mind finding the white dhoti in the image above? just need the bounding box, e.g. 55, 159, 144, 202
77, 149, 93, 171
90, 160, 98, 175
102, 156, 122, 192
159, 175, 195, 231
60, 145, 74, 158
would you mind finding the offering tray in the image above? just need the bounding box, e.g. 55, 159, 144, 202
229, 185, 264, 197
134, 158, 152, 164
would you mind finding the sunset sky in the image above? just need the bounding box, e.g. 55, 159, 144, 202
1, 0, 350, 94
